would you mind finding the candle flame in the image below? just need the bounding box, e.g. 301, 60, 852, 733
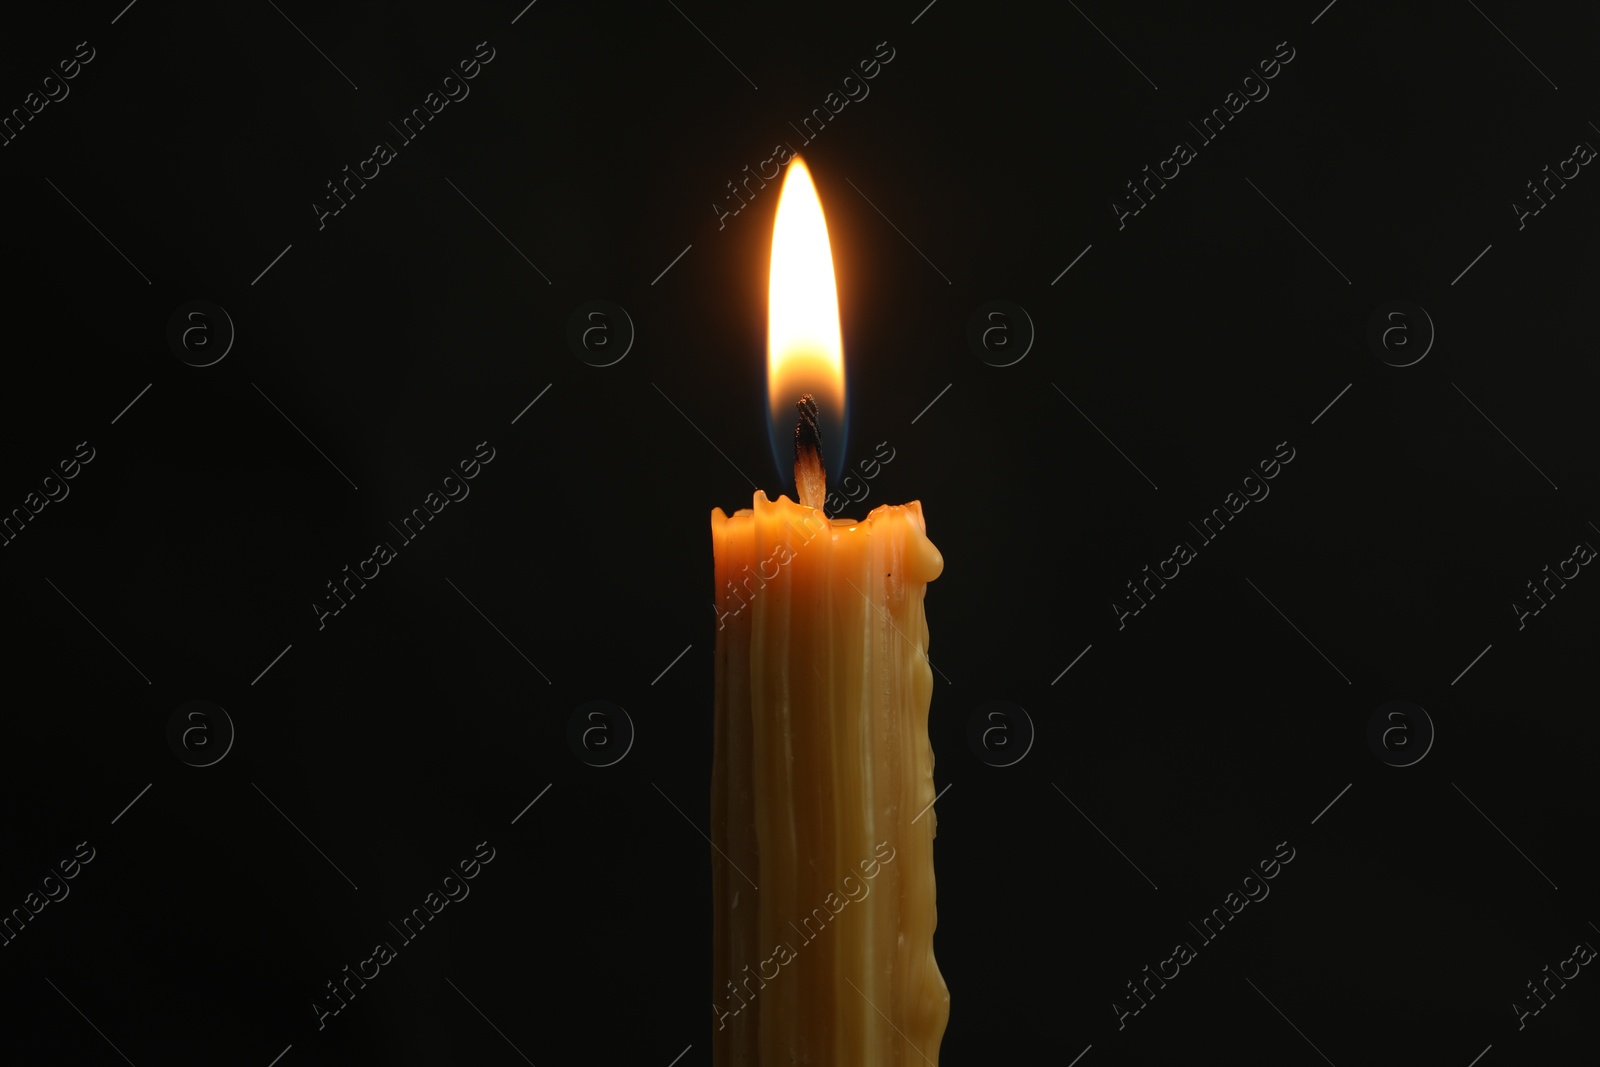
768, 157, 844, 450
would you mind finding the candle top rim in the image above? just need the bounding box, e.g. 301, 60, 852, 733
711, 491, 932, 536
711, 491, 943, 582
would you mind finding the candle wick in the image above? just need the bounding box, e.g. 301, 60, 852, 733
794, 393, 826, 510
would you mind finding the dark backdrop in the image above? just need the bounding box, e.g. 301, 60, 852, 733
2, 2, 1597, 1064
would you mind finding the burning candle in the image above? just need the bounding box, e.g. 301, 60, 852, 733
710, 157, 948, 1065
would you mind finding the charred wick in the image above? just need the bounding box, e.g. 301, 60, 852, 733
795, 394, 823, 466
794, 394, 827, 510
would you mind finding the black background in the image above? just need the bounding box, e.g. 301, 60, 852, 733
2, 1, 1597, 1064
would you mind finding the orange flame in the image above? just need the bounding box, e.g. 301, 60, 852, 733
767, 157, 844, 433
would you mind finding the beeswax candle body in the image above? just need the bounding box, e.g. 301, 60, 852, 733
710, 490, 947, 1066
